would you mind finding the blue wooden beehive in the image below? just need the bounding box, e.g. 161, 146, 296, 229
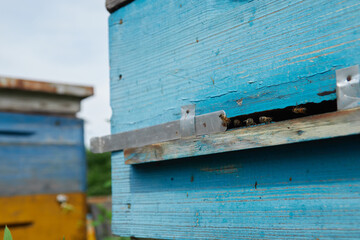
0, 77, 93, 239
102, 0, 360, 238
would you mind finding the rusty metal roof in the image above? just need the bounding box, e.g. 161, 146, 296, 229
0, 76, 94, 98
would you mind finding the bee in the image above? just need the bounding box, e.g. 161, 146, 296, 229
233, 119, 242, 127
259, 116, 272, 124
244, 118, 255, 126
219, 114, 231, 127
292, 107, 307, 114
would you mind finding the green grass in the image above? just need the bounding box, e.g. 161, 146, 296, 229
3, 226, 12, 240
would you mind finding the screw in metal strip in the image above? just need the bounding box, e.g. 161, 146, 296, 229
336, 65, 360, 110
180, 104, 196, 137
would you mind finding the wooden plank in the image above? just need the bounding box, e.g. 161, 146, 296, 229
124, 108, 360, 164
0, 76, 93, 98
0, 193, 86, 240
0, 145, 86, 195
106, 0, 133, 13
0, 91, 81, 116
0, 112, 84, 147
0, 112, 86, 196
113, 134, 360, 239
109, 0, 360, 134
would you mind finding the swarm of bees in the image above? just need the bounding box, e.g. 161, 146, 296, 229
228, 105, 306, 129
231, 115, 273, 128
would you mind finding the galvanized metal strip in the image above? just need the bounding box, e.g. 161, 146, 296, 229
180, 105, 196, 138
90, 120, 180, 154
336, 65, 360, 110
195, 110, 227, 136
90, 110, 227, 154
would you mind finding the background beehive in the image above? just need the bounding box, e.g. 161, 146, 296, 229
0, 78, 92, 240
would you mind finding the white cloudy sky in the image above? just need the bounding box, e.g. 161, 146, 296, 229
0, 0, 111, 146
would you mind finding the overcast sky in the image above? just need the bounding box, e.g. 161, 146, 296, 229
0, 0, 111, 145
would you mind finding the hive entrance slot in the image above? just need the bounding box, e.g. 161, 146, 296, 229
227, 100, 337, 130
0, 130, 34, 136
0, 221, 33, 229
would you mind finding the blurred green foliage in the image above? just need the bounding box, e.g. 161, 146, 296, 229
87, 151, 129, 240
92, 204, 129, 240
92, 204, 112, 227
104, 237, 130, 240
3, 227, 68, 240
3, 226, 13, 240
86, 150, 112, 196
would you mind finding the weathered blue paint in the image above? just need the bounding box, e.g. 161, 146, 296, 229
0, 112, 86, 196
0, 112, 84, 145
109, 0, 360, 133
113, 135, 360, 238
108, 0, 360, 238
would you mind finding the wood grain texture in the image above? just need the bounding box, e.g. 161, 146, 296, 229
0, 193, 86, 240
109, 0, 360, 135
124, 108, 360, 164
0, 90, 81, 116
109, 0, 360, 238
0, 112, 86, 195
113, 135, 360, 239
106, 0, 133, 13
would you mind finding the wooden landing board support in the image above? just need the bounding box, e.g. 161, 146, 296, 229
124, 107, 360, 164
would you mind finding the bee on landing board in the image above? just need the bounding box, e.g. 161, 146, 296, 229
219, 114, 231, 127
244, 118, 255, 126
292, 107, 307, 114
259, 116, 272, 124
233, 119, 242, 127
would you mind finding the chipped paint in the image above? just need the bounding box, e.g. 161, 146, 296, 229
236, 98, 244, 106
317, 90, 336, 96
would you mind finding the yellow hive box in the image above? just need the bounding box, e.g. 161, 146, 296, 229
0, 193, 86, 240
